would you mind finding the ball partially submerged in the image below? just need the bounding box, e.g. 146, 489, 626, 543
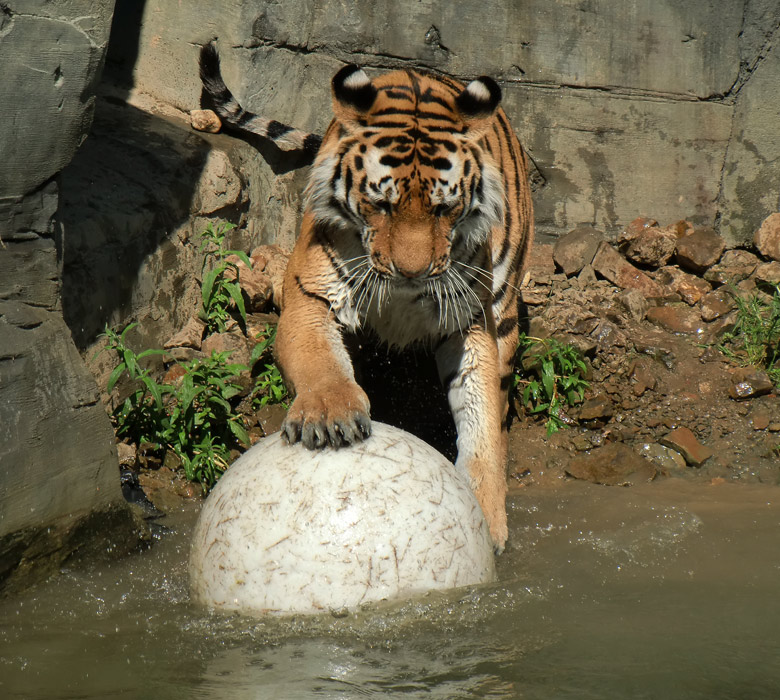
189, 422, 496, 616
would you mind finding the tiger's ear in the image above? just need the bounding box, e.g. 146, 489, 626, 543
455, 77, 502, 134
332, 64, 377, 123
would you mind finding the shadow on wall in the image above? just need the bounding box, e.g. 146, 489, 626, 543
60, 0, 252, 351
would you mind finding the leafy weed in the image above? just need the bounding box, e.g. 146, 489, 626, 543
718, 283, 780, 386
514, 333, 589, 435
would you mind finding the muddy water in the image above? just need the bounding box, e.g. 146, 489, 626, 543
2, 480, 779, 699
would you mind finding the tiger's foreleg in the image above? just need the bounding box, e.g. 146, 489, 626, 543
276, 235, 371, 450
436, 327, 508, 553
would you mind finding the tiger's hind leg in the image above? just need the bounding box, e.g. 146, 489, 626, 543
436, 328, 508, 553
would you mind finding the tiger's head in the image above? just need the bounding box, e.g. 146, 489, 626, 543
305, 65, 505, 286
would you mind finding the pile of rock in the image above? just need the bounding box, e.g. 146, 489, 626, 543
509, 211, 780, 484
523, 212, 780, 387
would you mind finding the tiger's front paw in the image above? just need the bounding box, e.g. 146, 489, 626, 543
281, 383, 371, 449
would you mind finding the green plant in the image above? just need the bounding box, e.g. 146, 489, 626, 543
249, 324, 290, 408
98, 324, 250, 491
718, 284, 780, 385
198, 221, 252, 334
101, 323, 169, 446
167, 351, 251, 487
514, 333, 589, 436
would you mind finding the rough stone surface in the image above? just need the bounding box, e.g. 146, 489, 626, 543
553, 227, 603, 276
578, 394, 615, 422
753, 213, 780, 262
591, 242, 664, 297
189, 423, 496, 616
656, 266, 711, 306
754, 261, 780, 286
0, 1, 115, 200
638, 442, 687, 471
0, 0, 132, 589
728, 368, 774, 400
675, 228, 726, 273
659, 427, 713, 466
646, 306, 705, 336
720, 40, 780, 246
58, 96, 277, 356
703, 249, 760, 286
700, 288, 736, 322
565, 443, 657, 486
617, 289, 650, 322
623, 226, 677, 268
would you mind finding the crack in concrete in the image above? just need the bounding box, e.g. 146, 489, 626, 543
1, 8, 102, 49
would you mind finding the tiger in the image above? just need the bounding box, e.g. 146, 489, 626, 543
199, 43, 534, 552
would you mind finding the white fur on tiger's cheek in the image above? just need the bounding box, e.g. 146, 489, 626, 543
465, 79, 492, 104
305, 154, 348, 226
365, 148, 396, 200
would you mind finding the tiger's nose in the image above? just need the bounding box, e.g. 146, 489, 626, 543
397, 262, 430, 279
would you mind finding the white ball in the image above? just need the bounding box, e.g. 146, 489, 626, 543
189, 422, 496, 616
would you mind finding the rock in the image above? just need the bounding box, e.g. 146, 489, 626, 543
659, 427, 713, 466
525, 242, 556, 278
196, 150, 245, 216
703, 311, 738, 342
751, 410, 771, 430
163, 316, 206, 350
254, 403, 287, 436
700, 288, 735, 322
638, 442, 687, 470
674, 227, 726, 273
728, 368, 774, 400
617, 216, 658, 247
189, 423, 496, 616
655, 266, 711, 305
250, 245, 289, 309
623, 225, 677, 267
190, 109, 222, 133
646, 305, 705, 335
564, 443, 657, 485
577, 263, 598, 288
241, 269, 274, 312
703, 249, 759, 286
117, 442, 137, 468
553, 226, 603, 277
616, 289, 650, 321
578, 394, 614, 422
630, 359, 658, 395
754, 261, 780, 289
201, 330, 252, 367
591, 241, 665, 297
754, 212, 780, 261
161, 362, 188, 385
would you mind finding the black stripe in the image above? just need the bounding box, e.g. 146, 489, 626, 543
500, 372, 514, 392
295, 276, 329, 304
497, 316, 517, 338
383, 89, 414, 101
380, 152, 415, 167
266, 120, 292, 139
418, 90, 452, 110
373, 107, 416, 116
369, 120, 411, 129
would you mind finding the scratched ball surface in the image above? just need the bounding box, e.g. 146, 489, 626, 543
189, 422, 496, 616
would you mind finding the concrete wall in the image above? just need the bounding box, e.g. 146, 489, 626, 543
102, 0, 780, 245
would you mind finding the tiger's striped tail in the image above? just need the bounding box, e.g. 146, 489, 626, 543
199, 42, 322, 157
